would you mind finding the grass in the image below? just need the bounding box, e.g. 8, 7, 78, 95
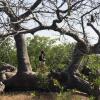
0, 92, 89, 100
0, 92, 33, 100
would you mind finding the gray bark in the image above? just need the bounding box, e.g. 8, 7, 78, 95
14, 34, 32, 73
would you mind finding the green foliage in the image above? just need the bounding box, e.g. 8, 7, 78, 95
89, 96, 95, 100
27, 36, 51, 70
27, 36, 73, 71
0, 36, 100, 87
0, 37, 17, 67
0, 35, 73, 71
36, 73, 49, 89
87, 54, 100, 70
80, 54, 100, 86
46, 43, 73, 70
87, 54, 100, 85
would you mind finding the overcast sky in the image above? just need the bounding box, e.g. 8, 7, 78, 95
22, 0, 99, 45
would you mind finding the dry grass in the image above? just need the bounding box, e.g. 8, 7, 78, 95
0, 92, 89, 100
0, 93, 32, 100
71, 94, 89, 100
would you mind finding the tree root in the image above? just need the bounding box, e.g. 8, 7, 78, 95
3, 72, 38, 92
3, 72, 60, 92
49, 70, 100, 97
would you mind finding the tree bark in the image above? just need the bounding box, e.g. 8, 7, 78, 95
14, 34, 32, 73
49, 42, 100, 98
66, 42, 98, 96
3, 32, 60, 92
3, 34, 37, 91
67, 42, 86, 74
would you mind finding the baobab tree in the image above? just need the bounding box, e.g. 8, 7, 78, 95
0, 0, 100, 98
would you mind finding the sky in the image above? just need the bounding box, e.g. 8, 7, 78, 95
2, 0, 98, 45
25, 20, 98, 45
23, 0, 99, 45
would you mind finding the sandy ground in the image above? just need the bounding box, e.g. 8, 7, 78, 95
0, 92, 89, 100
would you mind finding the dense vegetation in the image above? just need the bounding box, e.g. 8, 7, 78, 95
0, 38, 17, 66
0, 36, 100, 87
0, 36, 73, 70
27, 36, 74, 71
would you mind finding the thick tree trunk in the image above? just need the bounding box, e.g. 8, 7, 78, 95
2, 35, 100, 98
66, 43, 98, 96
4, 72, 38, 92
50, 42, 100, 98
14, 34, 32, 73
3, 34, 38, 91
67, 42, 86, 74
3, 34, 59, 92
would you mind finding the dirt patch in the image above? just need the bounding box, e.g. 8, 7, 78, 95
0, 93, 32, 100
0, 92, 89, 100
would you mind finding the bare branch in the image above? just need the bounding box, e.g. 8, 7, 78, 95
52, 9, 63, 27
18, 0, 42, 20
87, 23, 100, 43
81, 4, 100, 18
87, 23, 100, 54
55, 27, 84, 43
59, 0, 85, 13
0, 1, 16, 20
0, 24, 84, 45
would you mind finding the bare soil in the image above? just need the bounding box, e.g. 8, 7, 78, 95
0, 92, 89, 100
